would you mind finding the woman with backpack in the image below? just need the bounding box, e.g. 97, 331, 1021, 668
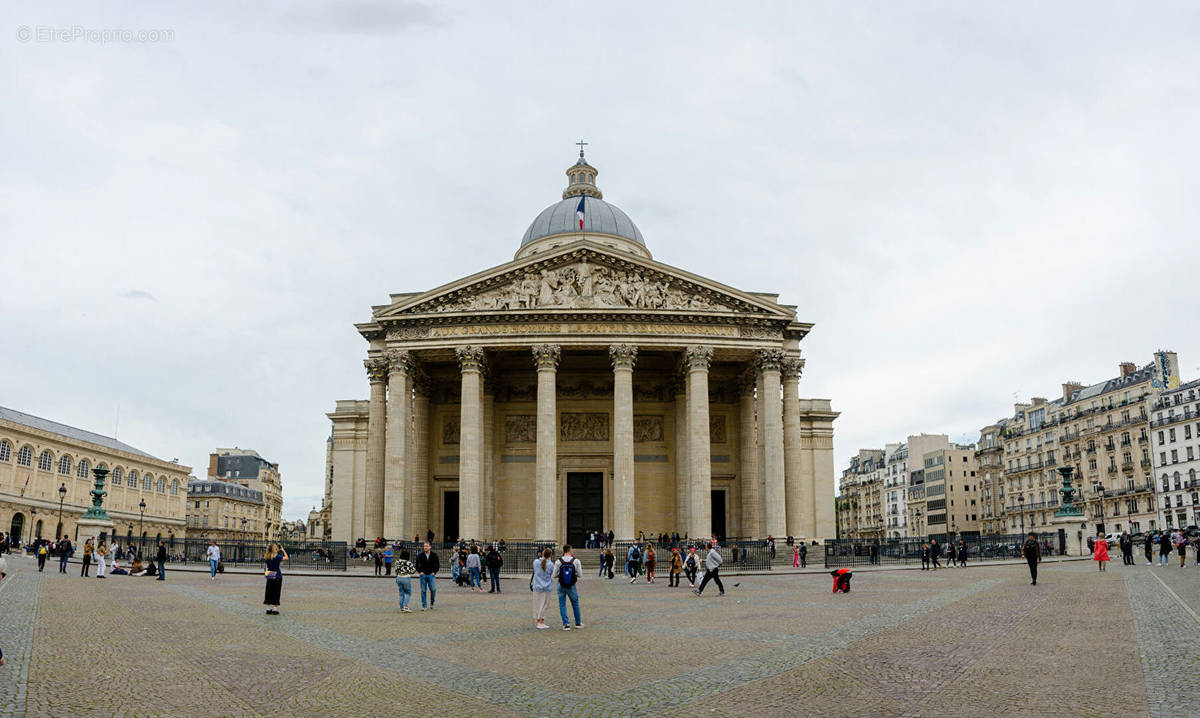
531, 547, 554, 629
466, 545, 482, 591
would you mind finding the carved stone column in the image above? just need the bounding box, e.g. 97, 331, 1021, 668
673, 370, 689, 535
737, 371, 762, 539
685, 346, 714, 539
384, 350, 411, 540
610, 344, 638, 540
757, 349, 786, 539
782, 355, 807, 539
363, 356, 389, 541
483, 384, 496, 539
456, 346, 486, 540
532, 344, 561, 541
407, 365, 431, 540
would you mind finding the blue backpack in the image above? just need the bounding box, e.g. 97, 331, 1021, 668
559, 559, 577, 587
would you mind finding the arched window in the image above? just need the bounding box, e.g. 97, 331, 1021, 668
17, 445, 33, 466
1190, 468, 1197, 486
0, 440, 10, 462
58, 455, 72, 475
1163, 474, 1170, 492
143, 474, 153, 491
111, 467, 123, 485
128, 470, 138, 488
1174, 471, 1182, 490
38, 450, 53, 471
156, 477, 166, 493
76, 459, 90, 478
169, 480, 179, 496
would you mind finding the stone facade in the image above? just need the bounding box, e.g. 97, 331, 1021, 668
0, 406, 189, 545
185, 478, 264, 541
325, 155, 838, 544
207, 448, 284, 541
1150, 371, 1199, 530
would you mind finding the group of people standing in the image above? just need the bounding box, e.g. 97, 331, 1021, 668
918, 538, 969, 570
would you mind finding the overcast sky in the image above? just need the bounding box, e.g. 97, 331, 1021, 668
3, 2, 1199, 520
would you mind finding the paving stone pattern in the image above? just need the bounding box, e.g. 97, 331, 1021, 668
8, 551, 1198, 717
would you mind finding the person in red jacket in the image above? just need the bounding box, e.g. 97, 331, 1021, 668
830, 568, 853, 593
1093, 534, 1110, 572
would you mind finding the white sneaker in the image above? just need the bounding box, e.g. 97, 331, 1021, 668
562, 625, 571, 631
536, 623, 549, 630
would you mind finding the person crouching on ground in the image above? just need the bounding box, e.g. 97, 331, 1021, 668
830, 568, 852, 593
552, 545, 584, 630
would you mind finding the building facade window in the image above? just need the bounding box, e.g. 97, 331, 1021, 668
128, 470, 138, 488
112, 467, 123, 484
38, 450, 53, 471
57, 455, 71, 475
76, 459, 90, 478
156, 477, 166, 493
143, 474, 153, 491
0, 440, 10, 462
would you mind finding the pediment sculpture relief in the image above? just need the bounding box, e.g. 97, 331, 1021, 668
428, 260, 736, 313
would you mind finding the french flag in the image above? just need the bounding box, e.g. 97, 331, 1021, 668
576, 195, 586, 230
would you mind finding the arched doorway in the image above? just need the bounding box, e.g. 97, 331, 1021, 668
35, 519, 43, 539
10, 513, 24, 544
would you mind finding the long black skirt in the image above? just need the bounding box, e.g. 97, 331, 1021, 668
264, 576, 283, 606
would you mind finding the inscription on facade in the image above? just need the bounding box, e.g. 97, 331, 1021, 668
560, 413, 609, 442
504, 415, 536, 443
425, 322, 741, 339
633, 415, 665, 442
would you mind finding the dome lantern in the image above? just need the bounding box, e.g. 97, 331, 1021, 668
563, 143, 603, 200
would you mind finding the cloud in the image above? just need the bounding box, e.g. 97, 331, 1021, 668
118, 290, 157, 301
283, 1, 444, 34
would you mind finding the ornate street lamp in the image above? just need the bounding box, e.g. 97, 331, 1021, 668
57, 483, 67, 539
138, 498, 146, 556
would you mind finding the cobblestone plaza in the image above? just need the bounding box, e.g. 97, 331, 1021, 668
1, 557, 1197, 717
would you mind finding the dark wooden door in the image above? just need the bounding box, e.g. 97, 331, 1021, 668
711, 489, 727, 542
443, 491, 459, 543
566, 473, 603, 546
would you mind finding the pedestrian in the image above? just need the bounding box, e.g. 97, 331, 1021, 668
156, 540, 167, 581
800, 543, 808, 568
604, 548, 615, 579
1177, 532, 1189, 568
531, 547, 554, 629
920, 543, 930, 570
1120, 532, 1133, 566
373, 549, 384, 577
1144, 532, 1155, 565
58, 536, 71, 573
946, 541, 957, 568
81, 538, 93, 577
0, 552, 7, 581
384, 545, 394, 576
929, 539, 941, 571
95, 540, 107, 579
552, 544, 583, 630
694, 540, 725, 596
1159, 532, 1173, 567
206, 540, 221, 581
1093, 534, 1109, 571
466, 545, 482, 592
792, 545, 800, 568
627, 542, 641, 583
36, 541, 47, 572
486, 545, 503, 593
263, 543, 288, 615
394, 549, 417, 612
684, 546, 699, 588
415, 541, 439, 610
1023, 531, 1041, 585
957, 539, 967, 567
607, 529, 615, 548
645, 543, 657, 583
668, 547, 683, 587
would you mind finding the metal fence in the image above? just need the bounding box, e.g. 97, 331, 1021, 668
824, 532, 1062, 569
114, 538, 348, 571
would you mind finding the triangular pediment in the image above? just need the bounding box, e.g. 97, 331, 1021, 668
376, 241, 795, 320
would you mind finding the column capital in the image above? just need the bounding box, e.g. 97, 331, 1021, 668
683, 345, 713, 372
455, 346, 487, 373
755, 348, 785, 373
364, 356, 389, 384
385, 349, 412, 375
608, 344, 638, 370
781, 355, 805, 382
532, 344, 561, 370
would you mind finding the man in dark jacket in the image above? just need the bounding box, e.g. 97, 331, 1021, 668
1120, 532, 1134, 565
485, 546, 503, 593
415, 542, 440, 610
1023, 532, 1041, 585
929, 539, 941, 570
156, 540, 167, 581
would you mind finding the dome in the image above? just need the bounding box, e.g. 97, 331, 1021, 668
515, 148, 650, 260
520, 196, 646, 248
